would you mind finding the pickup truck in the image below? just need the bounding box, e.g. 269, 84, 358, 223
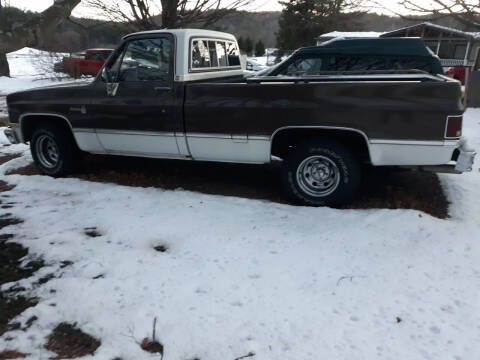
3, 29, 476, 207
59, 48, 113, 77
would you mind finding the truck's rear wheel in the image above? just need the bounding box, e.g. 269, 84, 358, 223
30, 124, 75, 177
282, 140, 361, 207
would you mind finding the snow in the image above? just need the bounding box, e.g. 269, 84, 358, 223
318, 31, 384, 39
0, 47, 88, 96
383, 22, 480, 40
0, 127, 29, 155
6, 47, 67, 79
0, 56, 480, 360
0, 111, 479, 359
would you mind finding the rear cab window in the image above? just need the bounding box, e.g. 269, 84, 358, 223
190, 38, 240, 72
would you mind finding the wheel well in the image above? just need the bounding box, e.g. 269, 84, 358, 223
271, 128, 371, 163
21, 114, 78, 147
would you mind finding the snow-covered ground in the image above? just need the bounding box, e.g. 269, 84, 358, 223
0, 110, 479, 360
1, 50, 480, 360
0, 48, 87, 95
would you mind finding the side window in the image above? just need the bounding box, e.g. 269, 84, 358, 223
107, 50, 123, 80
226, 42, 240, 66
280, 57, 323, 75
191, 39, 241, 70
208, 41, 219, 67
328, 56, 388, 71
102, 50, 113, 60
117, 38, 171, 82
390, 57, 432, 73
217, 42, 227, 67
91, 52, 102, 61
192, 40, 211, 68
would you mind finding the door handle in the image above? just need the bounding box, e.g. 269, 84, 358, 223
154, 86, 171, 92
70, 105, 87, 114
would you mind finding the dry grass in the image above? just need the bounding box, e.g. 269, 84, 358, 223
44, 323, 101, 359
8, 154, 450, 219
0, 350, 29, 359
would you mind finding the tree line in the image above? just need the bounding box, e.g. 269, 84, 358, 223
237, 37, 266, 56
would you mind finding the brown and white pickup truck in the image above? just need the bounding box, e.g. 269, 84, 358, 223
3, 29, 476, 206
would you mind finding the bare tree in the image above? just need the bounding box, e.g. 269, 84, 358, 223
398, 0, 480, 29
0, 0, 82, 77
84, 0, 254, 31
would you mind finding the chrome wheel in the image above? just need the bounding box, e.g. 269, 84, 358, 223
35, 134, 59, 169
296, 155, 341, 197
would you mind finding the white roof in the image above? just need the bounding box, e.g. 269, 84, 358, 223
382, 22, 480, 39
123, 28, 237, 41
318, 31, 384, 39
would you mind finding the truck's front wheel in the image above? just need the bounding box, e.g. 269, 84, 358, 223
282, 140, 361, 207
30, 124, 75, 177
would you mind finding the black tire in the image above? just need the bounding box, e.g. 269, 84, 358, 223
30, 123, 75, 177
282, 139, 361, 207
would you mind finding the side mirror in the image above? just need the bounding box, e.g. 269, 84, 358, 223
101, 67, 112, 83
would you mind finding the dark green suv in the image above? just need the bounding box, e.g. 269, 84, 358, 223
260, 38, 444, 76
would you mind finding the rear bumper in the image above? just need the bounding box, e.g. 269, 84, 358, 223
4, 126, 22, 144
453, 138, 476, 172
400, 137, 476, 174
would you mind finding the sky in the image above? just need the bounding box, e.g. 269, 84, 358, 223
8, 0, 410, 15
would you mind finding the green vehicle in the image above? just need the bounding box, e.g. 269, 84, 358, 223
259, 38, 444, 76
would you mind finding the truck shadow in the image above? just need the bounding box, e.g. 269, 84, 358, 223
10, 154, 449, 219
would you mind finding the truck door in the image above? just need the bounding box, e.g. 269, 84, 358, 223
88, 35, 183, 158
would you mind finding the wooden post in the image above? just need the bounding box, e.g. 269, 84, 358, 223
436, 32, 443, 55
464, 40, 471, 66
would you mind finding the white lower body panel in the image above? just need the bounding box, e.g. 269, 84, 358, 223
186, 133, 271, 164
369, 139, 458, 166
72, 128, 461, 167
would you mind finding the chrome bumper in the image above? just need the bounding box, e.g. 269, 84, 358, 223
454, 138, 476, 173
4, 126, 22, 144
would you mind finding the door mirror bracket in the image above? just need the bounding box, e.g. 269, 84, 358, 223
106, 82, 119, 97
102, 68, 119, 97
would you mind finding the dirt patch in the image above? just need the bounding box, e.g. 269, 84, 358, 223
0, 154, 22, 167
153, 245, 168, 253
141, 337, 164, 355
0, 350, 29, 359
0, 180, 46, 339
0, 234, 43, 285
0, 180, 16, 193
44, 323, 101, 359
0, 217, 23, 231
84, 227, 101, 238
345, 167, 450, 219
0, 231, 43, 336
0, 296, 39, 336
8, 154, 450, 219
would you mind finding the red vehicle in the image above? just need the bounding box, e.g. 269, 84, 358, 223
445, 66, 469, 84
58, 49, 113, 77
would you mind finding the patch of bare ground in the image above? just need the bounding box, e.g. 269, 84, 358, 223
44, 323, 100, 359
0, 350, 28, 359
0, 230, 44, 337
0, 180, 44, 339
8, 154, 449, 218
84, 227, 101, 238
0, 296, 39, 336
0, 154, 22, 167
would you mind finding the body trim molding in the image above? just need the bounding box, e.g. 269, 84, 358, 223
270, 125, 373, 161
19, 112, 75, 145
